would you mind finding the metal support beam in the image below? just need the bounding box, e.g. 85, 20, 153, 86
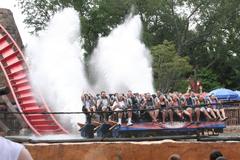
0, 119, 9, 133
1, 95, 26, 127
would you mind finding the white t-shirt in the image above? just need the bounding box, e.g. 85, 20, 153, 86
0, 137, 23, 160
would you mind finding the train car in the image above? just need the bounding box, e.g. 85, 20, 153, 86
79, 119, 226, 138
114, 121, 225, 138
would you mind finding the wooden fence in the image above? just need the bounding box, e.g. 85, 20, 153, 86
225, 107, 240, 126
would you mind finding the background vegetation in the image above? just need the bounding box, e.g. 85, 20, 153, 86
17, 0, 240, 92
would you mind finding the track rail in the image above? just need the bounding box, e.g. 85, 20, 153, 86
0, 24, 68, 135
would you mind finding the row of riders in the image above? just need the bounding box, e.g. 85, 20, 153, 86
81, 90, 228, 126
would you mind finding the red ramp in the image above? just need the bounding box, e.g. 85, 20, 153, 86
0, 24, 68, 135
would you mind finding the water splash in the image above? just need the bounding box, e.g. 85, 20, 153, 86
90, 15, 154, 93
164, 122, 187, 128
25, 8, 89, 132
24, 11, 155, 134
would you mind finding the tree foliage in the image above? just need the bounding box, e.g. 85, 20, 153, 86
17, 0, 240, 91
197, 68, 222, 92
151, 41, 192, 92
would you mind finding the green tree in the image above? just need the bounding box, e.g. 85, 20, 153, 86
151, 41, 192, 92
197, 68, 222, 92
17, 0, 240, 90
17, 0, 133, 54
80, 0, 133, 54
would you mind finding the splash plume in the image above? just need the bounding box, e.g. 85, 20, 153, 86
25, 8, 89, 132
90, 15, 154, 93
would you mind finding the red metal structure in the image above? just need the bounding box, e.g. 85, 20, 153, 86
0, 24, 68, 135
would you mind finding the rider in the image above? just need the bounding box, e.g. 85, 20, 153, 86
196, 95, 215, 121
208, 94, 228, 121
190, 92, 201, 124
183, 92, 194, 123
171, 94, 184, 122
97, 91, 111, 123
126, 90, 137, 126
81, 93, 96, 124
159, 94, 169, 124
111, 95, 127, 125
143, 93, 158, 123
82, 93, 96, 113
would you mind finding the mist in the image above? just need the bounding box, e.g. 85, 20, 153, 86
25, 8, 89, 132
24, 11, 154, 133
90, 15, 154, 93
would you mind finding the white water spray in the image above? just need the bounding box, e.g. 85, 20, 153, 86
90, 15, 154, 93
25, 8, 89, 132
